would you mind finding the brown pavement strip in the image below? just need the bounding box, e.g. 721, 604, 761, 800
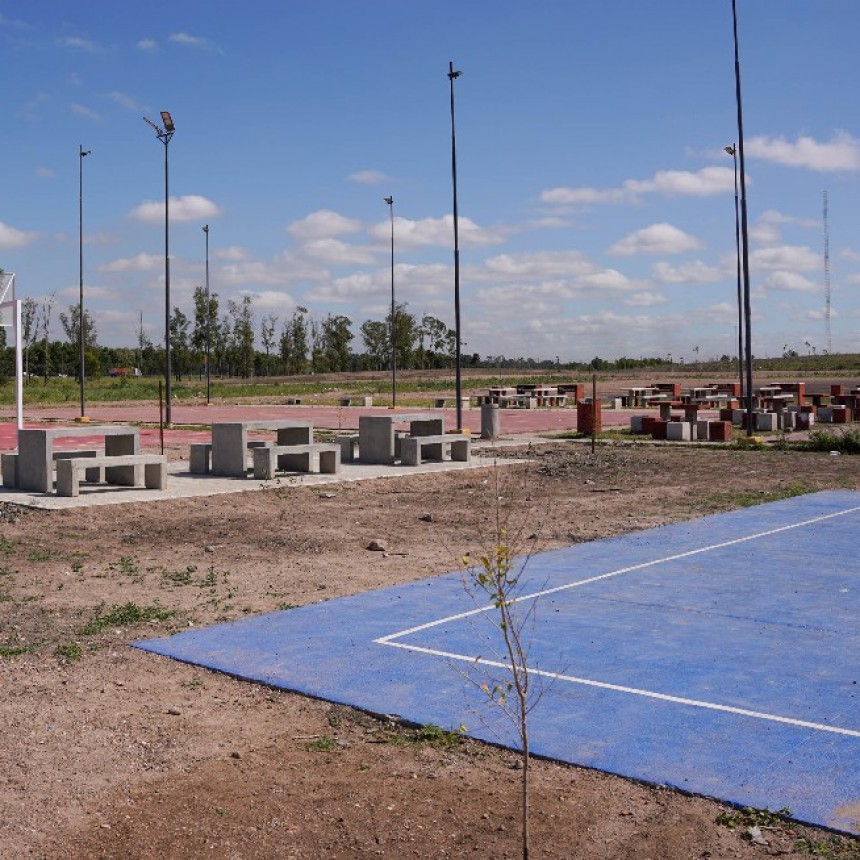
0, 402, 661, 453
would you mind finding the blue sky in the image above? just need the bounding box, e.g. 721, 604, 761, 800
2, 1, 859, 363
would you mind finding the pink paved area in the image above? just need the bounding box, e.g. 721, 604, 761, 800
0, 402, 643, 453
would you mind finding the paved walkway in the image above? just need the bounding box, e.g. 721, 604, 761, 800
0, 401, 643, 453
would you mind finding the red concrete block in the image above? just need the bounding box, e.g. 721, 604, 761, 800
832, 406, 849, 424
651, 419, 668, 440
831, 384, 845, 397
708, 421, 732, 442
719, 408, 734, 422
577, 400, 602, 435
642, 416, 656, 434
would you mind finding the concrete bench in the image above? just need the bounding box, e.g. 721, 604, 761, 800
252, 443, 341, 480
336, 434, 360, 463
400, 434, 471, 466
189, 440, 272, 475
432, 396, 470, 409
285, 397, 302, 405
2, 449, 101, 489
56, 454, 167, 497
339, 396, 373, 407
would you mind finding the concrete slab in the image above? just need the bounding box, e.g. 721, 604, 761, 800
0, 455, 520, 510
137, 490, 860, 835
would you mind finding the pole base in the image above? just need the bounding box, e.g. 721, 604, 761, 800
74, 415, 91, 424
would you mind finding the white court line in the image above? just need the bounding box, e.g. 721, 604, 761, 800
380, 639, 860, 738
376, 502, 860, 645
374, 500, 860, 738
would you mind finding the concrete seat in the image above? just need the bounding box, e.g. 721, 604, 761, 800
56, 454, 167, 497
252, 443, 340, 479
400, 435, 471, 466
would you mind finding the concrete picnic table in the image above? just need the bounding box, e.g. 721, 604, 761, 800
357, 413, 445, 465
210, 420, 314, 477
16, 425, 139, 492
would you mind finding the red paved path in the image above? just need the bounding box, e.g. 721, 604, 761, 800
0, 402, 648, 452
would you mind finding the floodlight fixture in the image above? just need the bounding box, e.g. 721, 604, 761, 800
161, 111, 175, 133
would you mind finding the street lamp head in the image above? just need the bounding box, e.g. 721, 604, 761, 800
448, 67, 462, 80
384, 196, 393, 205
202, 224, 209, 234
724, 145, 736, 156
161, 111, 175, 132
81, 149, 91, 158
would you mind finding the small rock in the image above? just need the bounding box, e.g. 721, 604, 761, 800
745, 825, 769, 846
319, 492, 337, 499
367, 540, 387, 552
204, 545, 216, 553
419, 512, 433, 522
167, 707, 181, 716
230, 751, 241, 759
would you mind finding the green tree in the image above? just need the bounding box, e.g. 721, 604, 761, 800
360, 319, 389, 370
280, 308, 309, 375
228, 296, 255, 378
59, 304, 99, 380
169, 307, 190, 381
387, 302, 416, 370
260, 313, 278, 376
191, 285, 219, 379
320, 314, 353, 372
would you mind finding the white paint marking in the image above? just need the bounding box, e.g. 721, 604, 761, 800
374, 501, 860, 738
376, 503, 860, 645
381, 639, 860, 738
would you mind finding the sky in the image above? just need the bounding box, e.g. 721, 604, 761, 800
1, 0, 859, 364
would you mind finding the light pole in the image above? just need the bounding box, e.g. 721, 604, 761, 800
384, 196, 396, 407
203, 224, 211, 406
143, 111, 175, 426
731, 0, 754, 436
725, 144, 744, 403
448, 61, 463, 431
78, 144, 91, 422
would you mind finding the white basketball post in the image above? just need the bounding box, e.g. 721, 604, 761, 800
0, 272, 23, 431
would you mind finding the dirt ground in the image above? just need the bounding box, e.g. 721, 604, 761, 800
1, 439, 859, 859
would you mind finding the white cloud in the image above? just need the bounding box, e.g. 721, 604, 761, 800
623, 166, 735, 197
745, 132, 860, 172
130, 195, 221, 224
761, 271, 818, 293
368, 215, 504, 249
484, 251, 592, 279
71, 103, 102, 122
246, 290, 297, 314
214, 245, 249, 262
540, 166, 735, 208
137, 39, 158, 52
652, 260, 725, 284
59, 36, 100, 53
540, 186, 625, 206
303, 238, 377, 266
287, 210, 362, 241
169, 32, 222, 53
749, 244, 820, 271
106, 91, 144, 112
624, 291, 668, 307
0, 221, 39, 249
100, 252, 162, 273
35, 167, 55, 179
347, 170, 390, 185
609, 223, 703, 256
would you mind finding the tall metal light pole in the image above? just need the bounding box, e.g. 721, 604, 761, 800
78, 145, 91, 422
203, 224, 211, 406
724, 144, 744, 401
448, 61, 463, 431
731, 0, 754, 436
384, 196, 396, 407
143, 111, 176, 426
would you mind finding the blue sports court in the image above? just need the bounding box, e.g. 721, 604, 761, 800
137, 490, 860, 834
